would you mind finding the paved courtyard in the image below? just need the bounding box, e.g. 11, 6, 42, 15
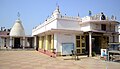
0, 50, 120, 69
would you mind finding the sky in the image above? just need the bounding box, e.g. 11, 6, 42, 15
0, 0, 120, 35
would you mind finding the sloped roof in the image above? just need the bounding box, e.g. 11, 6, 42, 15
10, 19, 25, 37
0, 31, 9, 35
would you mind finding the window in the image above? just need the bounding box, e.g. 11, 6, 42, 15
76, 40, 80, 47
82, 49, 85, 53
101, 24, 106, 31
77, 49, 80, 53
76, 35, 86, 54
76, 36, 80, 47
76, 36, 80, 39
82, 43, 85, 47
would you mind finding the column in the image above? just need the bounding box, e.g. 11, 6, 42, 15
10, 37, 12, 49
54, 33, 57, 52
39, 36, 42, 49
89, 32, 92, 57
1, 38, 4, 48
112, 33, 115, 42
23, 37, 25, 49
51, 35, 54, 52
41, 36, 44, 49
34, 36, 37, 49
45, 35, 48, 50
0, 37, 1, 49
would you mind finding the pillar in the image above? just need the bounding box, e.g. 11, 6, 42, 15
1, 38, 4, 48
112, 33, 116, 42
54, 33, 58, 51
41, 36, 44, 49
34, 36, 37, 49
39, 36, 42, 49
23, 37, 25, 49
51, 35, 54, 52
10, 37, 12, 48
89, 32, 92, 57
0, 37, 1, 49
45, 35, 48, 50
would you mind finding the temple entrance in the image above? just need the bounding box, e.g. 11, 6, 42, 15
85, 36, 101, 55
92, 36, 101, 54
14, 38, 21, 48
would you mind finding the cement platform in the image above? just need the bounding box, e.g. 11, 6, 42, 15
0, 50, 120, 69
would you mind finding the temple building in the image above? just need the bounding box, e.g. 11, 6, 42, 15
0, 14, 34, 49
32, 6, 119, 57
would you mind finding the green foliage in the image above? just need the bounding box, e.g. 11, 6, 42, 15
92, 51, 96, 57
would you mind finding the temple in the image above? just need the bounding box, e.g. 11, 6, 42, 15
0, 13, 34, 49
32, 6, 119, 57
0, 7, 119, 57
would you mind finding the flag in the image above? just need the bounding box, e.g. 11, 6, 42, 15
89, 10, 92, 16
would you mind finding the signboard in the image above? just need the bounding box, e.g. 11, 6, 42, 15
101, 49, 107, 57
62, 43, 74, 55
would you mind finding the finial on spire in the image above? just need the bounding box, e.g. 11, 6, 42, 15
56, 3, 58, 6
56, 3, 58, 7
17, 12, 20, 18
56, 3, 60, 13
78, 13, 80, 17
89, 10, 92, 16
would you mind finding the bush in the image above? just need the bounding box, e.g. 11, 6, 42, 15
92, 52, 96, 57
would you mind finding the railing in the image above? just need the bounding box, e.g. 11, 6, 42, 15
61, 15, 80, 21
82, 13, 116, 22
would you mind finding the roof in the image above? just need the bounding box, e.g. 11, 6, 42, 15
36, 29, 83, 36
80, 20, 119, 25
0, 31, 9, 35
10, 19, 25, 37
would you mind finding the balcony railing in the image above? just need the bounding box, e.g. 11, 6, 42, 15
82, 13, 116, 22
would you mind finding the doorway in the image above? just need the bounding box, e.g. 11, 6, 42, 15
14, 38, 20, 48
85, 36, 101, 55
92, 36, 101, 54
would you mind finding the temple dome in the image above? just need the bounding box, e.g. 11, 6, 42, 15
51, 5, 61, 18
10, 19, 25, 37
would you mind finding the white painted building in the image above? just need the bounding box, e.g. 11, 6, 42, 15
118, 26, 120, 42
32, 6, 119, 57
0, 15, 34, 49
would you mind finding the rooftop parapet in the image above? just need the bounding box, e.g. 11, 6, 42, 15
82, 13, 116, 22
60, 15, 81, 21
32, 15, 81, 31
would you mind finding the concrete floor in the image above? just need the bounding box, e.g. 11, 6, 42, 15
0, 50, 120, 69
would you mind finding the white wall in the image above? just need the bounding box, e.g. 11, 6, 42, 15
90, 23, 100, 31
57, 19, 81, 31
80, 23, 91, 31
115, 35, 119, 42
54, 33, 75, 54
118, 25, 120, 42
85, 23, 115, 32
0, 37, 10, 48
0, 37, 3, 49
45, 20, 57, 31
0, 37, 1, 47
115, 24, 118, 32
6, 38, 10, 47
32, 20, 57, 36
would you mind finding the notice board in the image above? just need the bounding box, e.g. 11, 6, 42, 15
62, 43, 74, 55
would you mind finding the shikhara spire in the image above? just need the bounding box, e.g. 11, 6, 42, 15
56, 3, 60, 13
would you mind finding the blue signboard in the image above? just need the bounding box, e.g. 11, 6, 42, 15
62, 43, 74, 55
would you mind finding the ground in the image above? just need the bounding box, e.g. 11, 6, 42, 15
0, 50, 120, 69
